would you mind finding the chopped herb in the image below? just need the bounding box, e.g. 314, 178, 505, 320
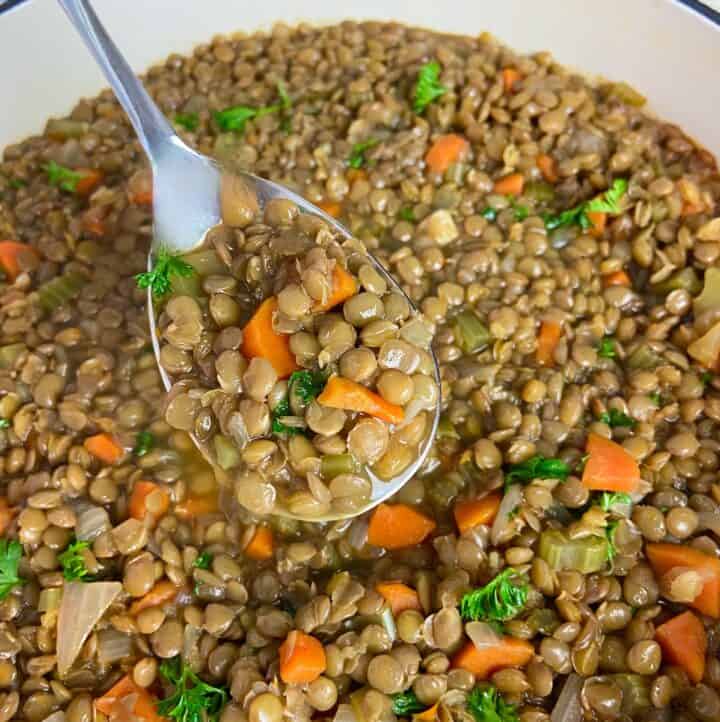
0, 540, 24, 600
133, 430, 155, 457
605, 520, 619, 562
398, 207, 416, 222
508, 198, 529, 221
597, 337, 617, 359
505, 455, 570, 485
459, 568, 528, 623
8, 178, 26, 189
348, 138, 379, 169
174, 112, 200, 132
543, 178, 628, 232
213, 81, 291, 134
270, 397, 302, 437
467, 686, 519, 722
58, 539, 92, 582
481, 207, 497, 221
391, 690, 427, 716
135, 248, 195, 298
288, 370, 327, 405
193, 552, 212, 570
701, 372, 713, 387
0, 419, 9, 429
413, 61, 447, 114
507, 505, 520, 520
648, 391, 663, 406
157, 657, 228, 722
597, 492, 633, 512
599, 408, 636, 428
44, 160, 82, 193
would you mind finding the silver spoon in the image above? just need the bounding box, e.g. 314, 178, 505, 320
58, 0, 440, 522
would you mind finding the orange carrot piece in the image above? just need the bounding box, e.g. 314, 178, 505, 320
681, 201, 705, 217
451, 637, 534, 679
346, 168, 368, 184
502, 68, 522, 93
454, 492, 502, 534
95, 675, 164, 722
367, 503, 436, 550
241, 297, 299, 379
317, 376, 404, 424
315, 265, 359, 312
81, 207, 107, 237
0, 241, 39, 281
128, 169, 153, 206
129, 481, 170, 525
317, 200, 342, 218
655, 610, 707, 684
647, 543, 720, 618
75, 169, 103, 197
493, 173, 524, 196
84, 433, 124, 465
603, 270, 631, 288
245, 526, 274, 560
586, 210, 607, 237
376, 582, 422, 616
536, 154, 558, 183
581, 432, 640, 493
174, 493, 219, 519
413, 704, 439, 722
0, 499, 15, 537
536, 320, 562, 367
129, 579, 179, 616
425, 134, 470, 175
279, 630, 326, 684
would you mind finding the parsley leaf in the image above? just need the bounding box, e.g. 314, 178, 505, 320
508, 198, 529, 221
0, 540, 24, 600
398, 207, 415, 222
597, 492, 633, 512
605, 520, 619, 562
391, 690, 427, 716
481, 207, 497, 221
505, 455, 570, 486
8, 178, 26, 189
44, 161, 82, 193
288, 370, 326, 405
413, 61, 448, 114
193, 552, 212, 570
133, 430, 155, 457
58, 539, 93, 582
543, 178, 628, 232
214, 81, 292, 134
0, 419, 9, 429
157, 657, 228, 722
460, 568, 528, 623
467, 686, 519, 722
701, 372, 714, 387
597, 337, 617, 359
270, 397, 302, 436
648, 391, 663, 406
174, 113, 200, 132
348, 138, 379, 169
599, 408, 636, 428
135, 248, 195, 297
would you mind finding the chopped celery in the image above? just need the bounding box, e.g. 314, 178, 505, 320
45, 118, 89, 140
452, 310, 490, 354
610, 674, 651, 715
35, 272, 86, 312
321, 454, 360, 480
436, 415, 460, 441
213, 434, 240, 470
0, 344, 26, 370
652, 267, 702, 295
182, 249, 228, 276
626, 344, 663, 370
524, 181, 556, 203
607, 82, 646, 107
538, 529, 609, 573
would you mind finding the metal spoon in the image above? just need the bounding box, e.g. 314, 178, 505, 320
58, 0, 440, 522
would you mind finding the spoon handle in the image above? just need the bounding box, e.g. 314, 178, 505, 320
57, 0, 175, 159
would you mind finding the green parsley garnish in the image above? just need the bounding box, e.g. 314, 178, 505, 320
460, 568, 528, 623
157, 657, 228, 722
289, 370, 326, 405
598, 408, 636, 428
543, 178, 628, 232
194, 552, 212, 570
8, 178, 26, 189
701, 372, 713, 387
348, 138, 379, 169
648, 391, 663, 406
505, 455, 570, 485
59, 539, 92, 582
0, 540, 24, 600
0, 419, 9, 429
509, 198, 529, 221
413, 61, 447, 114
467, 686, 519, 722
44, 160, 82, 193
390, 690, 427, 716
135, 248, 195, 297
481, 207, 497, 221
213, 81, 292, 134
270, 397, 299, 436
597, 492, 632, 512
398, 207, 415, 222
605, 520, 619, 562
174, 113, 200, 132
597, 337, 617, 359
133, 430, 155, 457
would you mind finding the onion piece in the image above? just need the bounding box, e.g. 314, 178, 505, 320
74, 502, 111, 541
466, 621, 503, 650
57, 581, 121, 676
97, 629, 133, 667
490, 483, 523, 546
551, 673, 583, 722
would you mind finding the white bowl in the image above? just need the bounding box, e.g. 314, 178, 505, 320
1, 0, 719, 155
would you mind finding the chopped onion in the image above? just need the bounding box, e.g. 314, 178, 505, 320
38, 588, 62, 612
491, 483, 523, 546
74, 502, 111, 541
97, 629, 133, 667
688, 320, 720, 369
57, 581, 121, 676
334, 705, 358, 722
182, 623, 203, 669
378, 606, 397, 643
551, 673, 583, 722
347, 518, 369, 550
466, 621, 503, 650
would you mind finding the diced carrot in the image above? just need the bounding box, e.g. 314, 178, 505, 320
493, 173, 524, 196
84, 433, 124, 465
453, 492, 502, 534
681, 201, 705, 216
603, 270, 631, 288
367, 504, 436, 550
241, 297, 300, 378
536, 320, 562, 367
128, 169, 153, 206
376, 582, 422, 616
317, 376, 404, 424
174, 493, 219, 519
75, 169, 103, 197
647, 543, 720, 618
346, 168, 368, 184
451, 637, 534, 679
95, 675, 164, 722
129, 579, 179, 616
425, 134, 470, 175
0, 499, 16, 537
315, 265, 359, 312
536, 154, 558, 183
317, 200, 342, 218
129, 481, 170, 526
502, 68, 522, 93
414, 704, 439, 722
581, 432, 640, 493
0, 241, 39, 281
81, 207, 107, 237
245, 526, 274, 560
655, 610, 707, 684
586, 210, 607, 237
279, 630, 326, 684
